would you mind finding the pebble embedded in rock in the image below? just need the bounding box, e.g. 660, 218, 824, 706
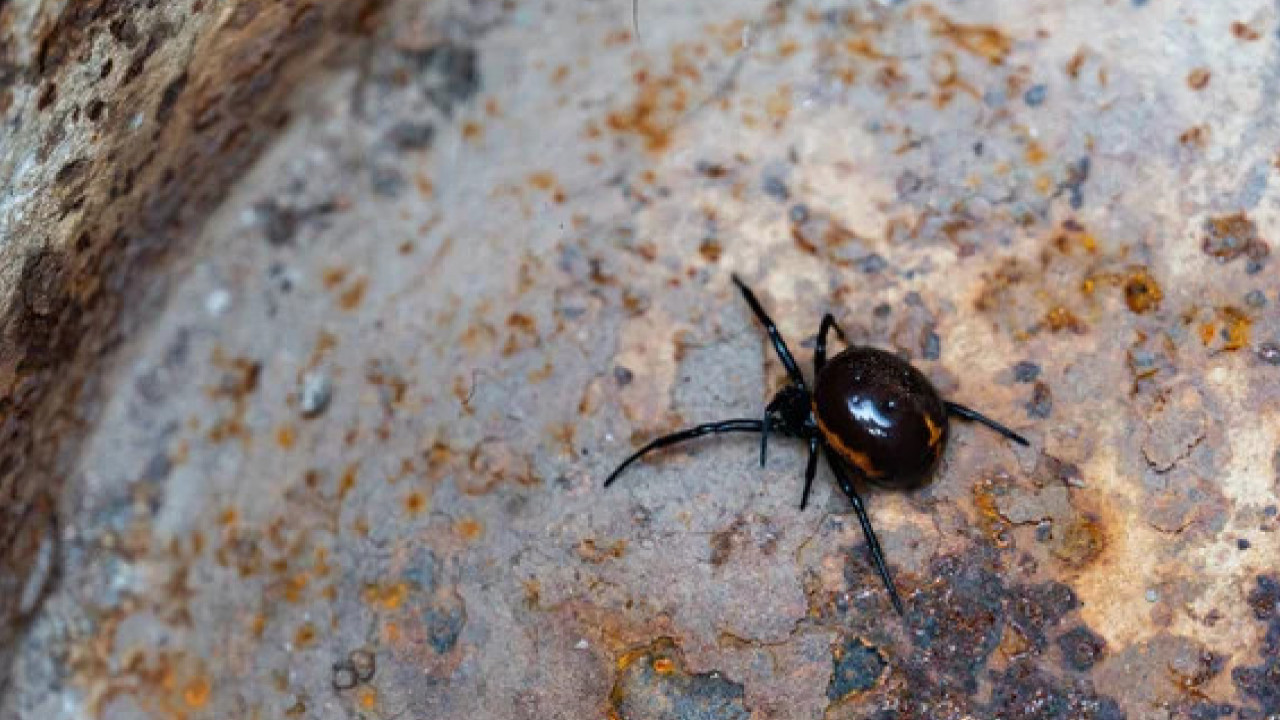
300, 371, 333, 417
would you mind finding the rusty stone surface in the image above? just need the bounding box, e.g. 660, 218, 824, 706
0, 0, 386, 682
4, 0, 1280, 718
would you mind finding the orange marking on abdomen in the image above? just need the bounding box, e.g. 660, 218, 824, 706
815, 414, 885, 478
925, 413, 943, 448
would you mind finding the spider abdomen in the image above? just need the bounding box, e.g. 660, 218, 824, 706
813, 346, 949, 490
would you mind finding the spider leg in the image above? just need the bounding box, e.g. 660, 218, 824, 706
604, 418, 765, 487
814, 313, 847, 376
823, 445, 905, 615
758, 393, 789, 467
799, 436, 819, 510
759, 405, 771, 468
944, 401, 1029, 446
731, 274, 806, 389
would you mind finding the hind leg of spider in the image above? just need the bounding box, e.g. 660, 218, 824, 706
604, 418, 766, 488
814, 313, 847, 376
731, 274, 806, 389
823, 446, 905, 615
799, 436, 819, 510
945, 401, 1029, 446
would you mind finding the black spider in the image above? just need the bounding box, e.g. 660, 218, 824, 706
604, 275, 1029, 614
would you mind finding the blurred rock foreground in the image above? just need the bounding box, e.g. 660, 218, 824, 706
2, 0, 1280, 718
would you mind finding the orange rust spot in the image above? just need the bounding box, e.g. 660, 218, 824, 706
1218, 307, 1252, 351
605, 61, 694, 153
1180, 125, 1210, 149
183, 675, 212, 708
284, 573, 309, 603
1045, 306, 1086, 333
614, 637, 680, 672
339, 464, 358, 501
364, 581, 409, 611
1187, 67, 1211, 90
295, 622, 317, 649
1123, 268, 1163, 314
249, 613, 267, 639
1203, 212, 1263, 260
604, 29, 633, 47
507, 312, 536, 333
523, 579, 542, 609
352, 516, 370, 537
338, 276, 368, 310
527, 172, 556, 191
358, 687, 378, 710
322, 267, 347, 289
551, 422, 577, 458
1232, 21, 1262, 41
765, 86, 792, 124
305, 330, 338, 373
577, 538, 628, 563
653, 657, 676, 675
404, 491, 427, 515
971, 478, 1010, 547
1024, 141, 1047, 165
382, 621, 402, 643
275, 424, 296, 449
1066, 48, 1086, 79
218, 507, 238, 526
1002, 621, 1033, 657
698, 238, 723, 263
1052, 512, 1107, 567
456, 517, 483, 541
502, 312, 540, 356
462, 121, 483, 141
930, 12, 1012, 65
528, 361, 554, 383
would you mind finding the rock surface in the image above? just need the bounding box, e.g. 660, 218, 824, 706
0, 0, 384, 682
3, 0, 1280, 718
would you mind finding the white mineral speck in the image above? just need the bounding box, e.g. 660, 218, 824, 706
205, 288, 231, 316
300, 371, 333, 417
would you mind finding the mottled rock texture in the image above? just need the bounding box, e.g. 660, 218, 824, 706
0, 0, 386, 685
3, 0, 1280, 718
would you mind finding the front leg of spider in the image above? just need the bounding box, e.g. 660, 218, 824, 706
799, 436, 820, 511
798, 312, 846, 512
730, 274, 806, 388
824, 447, 906, 615
602, 418, 765, 488
814, 313, 847, 376
604, 277, 813, 490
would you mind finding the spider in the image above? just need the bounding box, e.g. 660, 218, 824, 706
604, 275, 1029, 614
